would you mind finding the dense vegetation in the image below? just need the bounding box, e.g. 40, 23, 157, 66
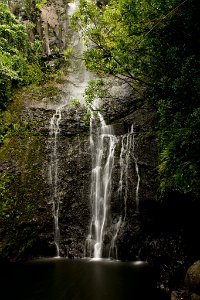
0, 1, 44, 110
71, 0, 200, 202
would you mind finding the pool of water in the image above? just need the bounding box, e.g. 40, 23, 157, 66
0, 258, 161, 300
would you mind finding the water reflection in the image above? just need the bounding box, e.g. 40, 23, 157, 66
0, 258, 160, 300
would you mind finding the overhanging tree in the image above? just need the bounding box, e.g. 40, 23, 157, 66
71, 0, 200, 200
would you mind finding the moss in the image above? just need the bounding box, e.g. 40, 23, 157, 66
17, 83, 62, 105
0, 131, 48, 260
0, 88, 51, 261
80, 110, 91, 130
0, 170, 36, 260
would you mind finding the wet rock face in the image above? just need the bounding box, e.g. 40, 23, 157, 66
0, 106, 54, 261
49, 107, 92, 258
0, 93, 159, 262
52, 135, 91, 258
0, 97, 92, 261
99, 103, 158, 259
38, 105, 92, 258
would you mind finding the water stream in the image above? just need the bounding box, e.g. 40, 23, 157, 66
118, 124, 140, 218
49, 108, 62, 257
85, 111, 140, 259
109, 125, 140, 259
85, 110, 118, 258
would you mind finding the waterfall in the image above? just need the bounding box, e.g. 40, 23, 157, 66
64, 1, 94, 105
109, 125, 140, 259
85, 110, 118, 259
49, 108, 62, 257
130, 125, 140, 213
109, 216, 122, 260
118, 124, 140, 218
85, 117, 140, 260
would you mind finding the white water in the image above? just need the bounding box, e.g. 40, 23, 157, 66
62, 2, 95, 105
109, 125, 140, 258
85, 120, 141, 259
118, 124, 140, 219
49, 108, 62, 257
109, 216, 122, 259
130, 125, 140, 213
86, 110, 118, 259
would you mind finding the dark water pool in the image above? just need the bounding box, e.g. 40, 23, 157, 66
0, 258, 162, 300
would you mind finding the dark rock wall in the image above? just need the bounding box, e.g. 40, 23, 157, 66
51, 107, 91, 258
0, 104, 54, 261
0, 89, 91, 261
100, 106, 158, 261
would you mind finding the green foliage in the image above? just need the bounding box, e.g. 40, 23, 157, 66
0, 170, 39, 260
70, 98, 81, 107
63, 47, 73, 62
35, 0, 47, 9
70, 0, 153, 92
80, 110, 91, 129
22, 63, 44, 85
0, 2, 26, 108
0, 1, 45, 110
0, 171, 16, 220
0, 103, 47, 260
83, 79, 106, 105
147, 0, 200, 199
72, 0, 200, 200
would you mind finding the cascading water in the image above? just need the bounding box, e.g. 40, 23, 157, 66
109, 125, 140, 259
118, 124, 140, 218
64, 1, 95, 105
49, 108, 62, 257
85, 110, 118, 259
109, 216, 122, 260
86, 117, 140, 260
130, 125, 140, 213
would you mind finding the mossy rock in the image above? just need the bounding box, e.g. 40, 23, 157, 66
191, 293, 200, 300
185, 261, 200, 294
